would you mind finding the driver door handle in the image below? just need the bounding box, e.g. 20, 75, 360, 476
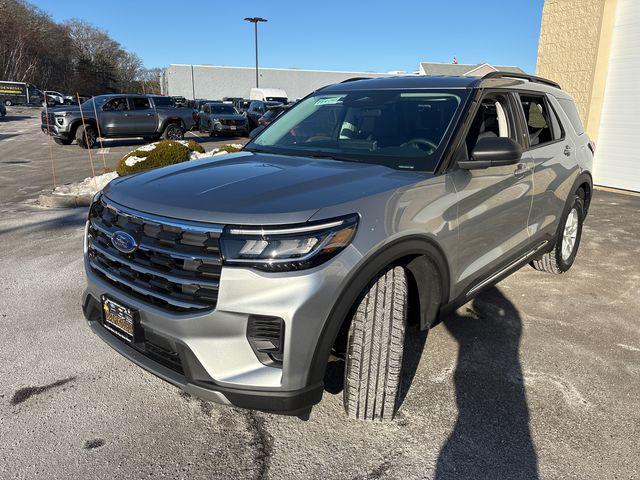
514, 163, 531, 178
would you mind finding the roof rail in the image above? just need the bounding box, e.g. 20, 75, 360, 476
481, 71, 561, 89
340, 77, 371, 83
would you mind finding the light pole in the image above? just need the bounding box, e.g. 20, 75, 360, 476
244, 17, 267, 88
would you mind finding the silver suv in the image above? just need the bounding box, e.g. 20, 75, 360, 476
82, 72, 593, 421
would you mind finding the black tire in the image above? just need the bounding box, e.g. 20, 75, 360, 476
5, 99, 12, 106
53, 137, 72, 146
162, 122, 184, 140
343, 265, 408, 421
208, 121, 215, 137
75, 124, 96, 149
531, 194, 584, 274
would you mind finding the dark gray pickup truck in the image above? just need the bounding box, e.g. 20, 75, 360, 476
41, 94, 195, 148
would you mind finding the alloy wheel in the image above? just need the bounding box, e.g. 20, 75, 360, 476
561, 207, 579, 261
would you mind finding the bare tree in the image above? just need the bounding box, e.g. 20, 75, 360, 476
0, 0, 161, 95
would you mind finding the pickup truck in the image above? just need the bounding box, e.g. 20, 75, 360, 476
41, 94, 195, 148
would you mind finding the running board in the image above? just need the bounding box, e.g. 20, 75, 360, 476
466, 241, 549, 297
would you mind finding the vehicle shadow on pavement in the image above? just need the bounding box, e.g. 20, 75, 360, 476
0, 210, 86, 236
435, 287, 539, 479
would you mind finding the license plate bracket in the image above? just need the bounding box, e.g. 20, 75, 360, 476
101, 296, 141, 343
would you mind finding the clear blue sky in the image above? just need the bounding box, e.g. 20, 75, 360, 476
33, 0, 544, 73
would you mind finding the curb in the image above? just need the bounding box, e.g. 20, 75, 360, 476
38, 193, 93, 208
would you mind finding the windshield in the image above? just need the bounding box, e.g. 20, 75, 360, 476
248, 89, 468, 172
82, 96, 108, 110
210, 104, 238, 114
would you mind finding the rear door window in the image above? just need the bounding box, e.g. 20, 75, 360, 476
517, 94, 556, 148
131, 97, 151, 110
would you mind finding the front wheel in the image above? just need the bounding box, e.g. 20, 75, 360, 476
75, 125, 97, 149
531, 194, 584, 274
343, 265, 408, 421
162, 123, 184, 140
4, 99, 12, 106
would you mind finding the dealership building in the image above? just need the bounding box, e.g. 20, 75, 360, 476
537, 0, 640, 192
160, 62, 524, 103
161, 64, 391, 102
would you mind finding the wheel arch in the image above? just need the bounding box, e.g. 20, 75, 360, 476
160, 117, 185, 133
306, 235, 451, 387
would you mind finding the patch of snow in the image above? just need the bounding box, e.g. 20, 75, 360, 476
190, 151, 213, 160
124, 155, 147, 167
53, 171, 118, 197
135, 142, 160, 152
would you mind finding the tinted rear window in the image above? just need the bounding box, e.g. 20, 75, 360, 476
153, 97, 174, 107
557, 98, 585, 135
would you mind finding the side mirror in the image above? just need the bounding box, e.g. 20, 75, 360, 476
249, 126, 265, 139
459, 137, 523, 170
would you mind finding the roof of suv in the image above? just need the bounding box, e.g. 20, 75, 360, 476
321, 72, 564, 94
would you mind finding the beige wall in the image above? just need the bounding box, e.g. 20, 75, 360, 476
536, 0, 617, 140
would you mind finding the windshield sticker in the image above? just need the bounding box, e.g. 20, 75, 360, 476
314, 96, 344, 106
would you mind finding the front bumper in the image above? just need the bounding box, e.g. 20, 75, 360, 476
41, 122, 71, 139
83, 243, 362, 414
84, 294, 322, 414
213, 123, 249, 135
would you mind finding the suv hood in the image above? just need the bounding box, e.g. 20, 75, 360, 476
103, 152, 426, 225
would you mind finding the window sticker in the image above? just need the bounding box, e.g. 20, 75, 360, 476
314, 96, 344, 106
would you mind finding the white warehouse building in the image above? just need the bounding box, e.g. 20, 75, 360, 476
161, 64, 391, 101
161, 62, 525, 102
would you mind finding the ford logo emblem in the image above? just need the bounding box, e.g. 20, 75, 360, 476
111, 230, 138, 254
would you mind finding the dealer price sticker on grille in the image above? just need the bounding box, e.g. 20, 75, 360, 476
102, 297, 136, 341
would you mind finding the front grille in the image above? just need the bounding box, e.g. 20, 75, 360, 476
87, 197, 223, 313
41, 111, 55, 124
221, 118, 245, 126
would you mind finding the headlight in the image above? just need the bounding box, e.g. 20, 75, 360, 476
220, 214, 359, 271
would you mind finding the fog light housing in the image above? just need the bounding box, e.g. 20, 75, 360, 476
247, 315, 285, 367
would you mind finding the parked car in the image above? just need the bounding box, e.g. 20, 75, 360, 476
44, 90, 75, 105
41, 94, 196, 148
257, 103, 294, 127
245, 100, 282, 129
236, 99, 251, 113
249, 87, 288, 103
0, 81, 44, 106
198, 102, 249, 136
82, 73, 593, 421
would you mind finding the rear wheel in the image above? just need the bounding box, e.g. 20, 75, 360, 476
343, 266, 408, 421
531, 194, 584, 274
75, 124, 96, 149
162, 123, 184, 140
4, 99, 12, 106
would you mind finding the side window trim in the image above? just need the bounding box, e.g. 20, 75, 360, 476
546, 94, 566, 142
515, 90, 565, 151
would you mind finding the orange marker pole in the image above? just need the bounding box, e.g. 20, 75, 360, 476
77, 93, 97, 188
91, 96, 107, 172
43, 99, 57, 190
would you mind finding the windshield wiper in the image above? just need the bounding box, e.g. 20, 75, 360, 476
306, 152, 361, 163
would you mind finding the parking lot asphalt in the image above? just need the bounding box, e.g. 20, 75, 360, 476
0, 106, 248, 205
1, 112, 639, 479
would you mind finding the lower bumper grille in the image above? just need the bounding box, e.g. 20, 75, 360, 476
87, 197, 223, 313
